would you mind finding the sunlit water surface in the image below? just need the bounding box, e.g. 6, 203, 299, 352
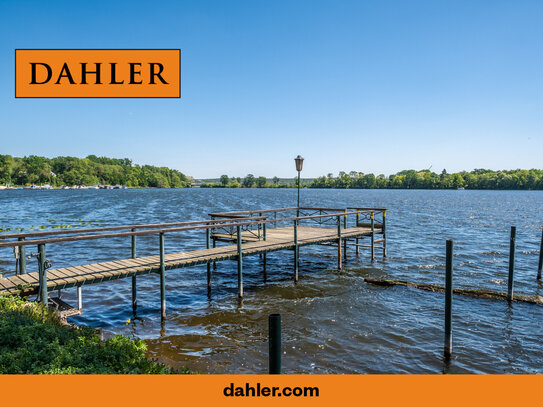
1, 189, 542, 373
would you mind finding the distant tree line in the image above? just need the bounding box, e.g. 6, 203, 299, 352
309, 169, 543, 190
200, 174, 302, 188
201, 169, 543, 190
0, 155, 191, 188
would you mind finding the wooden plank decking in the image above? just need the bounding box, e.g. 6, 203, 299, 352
0, 225, 375, 296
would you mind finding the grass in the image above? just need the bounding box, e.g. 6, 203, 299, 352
0, 294, 191, 374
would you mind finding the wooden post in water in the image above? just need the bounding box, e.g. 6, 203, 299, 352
343, 209, 347, 258
382, 210, 387, 258
355, 210, 360, 257
337, 216, 342, 271
263, 222, 267, 282
77, 285, 82, 311
370, 212, 375, 262
206, 227, 212, 294
507, 226, 516, 302
269, 314, 282, 374
211, 216, 217, 270
237, 225, 243, 298
131, 229, 137, 314
537, 229, 542, 280
19, 237, 26, 274
294, 220, 299, 283
38, 243, 47, 306
159, 232, 166, 320
444, 239, 453, 360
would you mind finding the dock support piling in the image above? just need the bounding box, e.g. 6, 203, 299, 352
159, 232, 166, 320
382, 210, 387, 257
131, 229, 137, 314
19, 237, 27, 274
537, 229, 542, 280
343, 210, 347, 258
355, 211, 360, 257
206, 228, 212, 294
263, 222, 267, 282
337, 216, 342, 271
294, 220, 299, 283
77, 285, 82, 311
237, 226, 243, 298
269, 314, 282, 374
508, 226, 516, 302
38, 244, 47, 306
371, 212, 375, 262
444, 239, 453, 360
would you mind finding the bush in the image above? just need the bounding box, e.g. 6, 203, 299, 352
0, 295, 189, 374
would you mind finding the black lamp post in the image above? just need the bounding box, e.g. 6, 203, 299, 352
295, 155, 304, 217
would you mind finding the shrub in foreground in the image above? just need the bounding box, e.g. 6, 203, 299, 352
0, 295, 188, 374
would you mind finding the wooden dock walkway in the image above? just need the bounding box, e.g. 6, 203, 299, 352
0, 207, 387, 319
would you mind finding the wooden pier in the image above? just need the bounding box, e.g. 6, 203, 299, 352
0, 207, 386, 319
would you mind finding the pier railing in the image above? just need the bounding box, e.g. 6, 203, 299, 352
0, 207, 386, 307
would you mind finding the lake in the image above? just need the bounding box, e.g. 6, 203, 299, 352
1, 188, 542, 373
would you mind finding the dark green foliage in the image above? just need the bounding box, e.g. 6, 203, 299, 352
309, 169, 543, 190
0, 155, 191, 188
0, 295, 190, 374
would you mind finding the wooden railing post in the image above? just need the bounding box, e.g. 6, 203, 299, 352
371, 212, 375, 262
237, 225, 243, 298
355, 210, 360, 257
131, 228, 137, 315
343, 209, 347, 258
159, 232, 166, 319
337, 216, 342, 271
206, 227, 212, 294
263, 221, 267, 282
294, 220, 299, 283
18, 237, 27, 274
38, 243, 47, 306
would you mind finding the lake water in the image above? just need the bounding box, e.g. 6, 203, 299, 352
1, 188, 542, 373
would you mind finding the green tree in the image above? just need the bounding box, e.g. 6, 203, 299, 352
256, 176, 267, 188
243, 174, 255, 188
220, 174, 230, 187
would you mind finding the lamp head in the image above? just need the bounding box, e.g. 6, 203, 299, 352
294, 155, 304, 172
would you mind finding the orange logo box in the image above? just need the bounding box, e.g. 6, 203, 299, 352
15, 49, 180, 98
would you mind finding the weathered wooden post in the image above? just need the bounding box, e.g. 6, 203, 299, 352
444, 239, 453, 360
507, 226, 516, 302
355, 210, 360, 257
159, 232, 166, 319
269, 314, 282, 374
19, 237, 26, 274
131, 229, 137, 314
206, 227, 212, 294
382, 210, 387, 258
343, 209, 347, 258
237, 225, 243, 298
38, 243, 47, 306
294, 220, 299, 283
337, 215, 342, 271
370, 212, 375, 262
211, 216, 217, 270
537, 229, 542, 280
77, 285, 82, 311
263, 221, 267, 282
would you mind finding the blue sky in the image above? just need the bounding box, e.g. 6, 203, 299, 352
1, 0, 542, 178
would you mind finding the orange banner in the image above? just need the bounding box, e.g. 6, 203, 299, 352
0, 375, 541, 406
15, 49, 180, 98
